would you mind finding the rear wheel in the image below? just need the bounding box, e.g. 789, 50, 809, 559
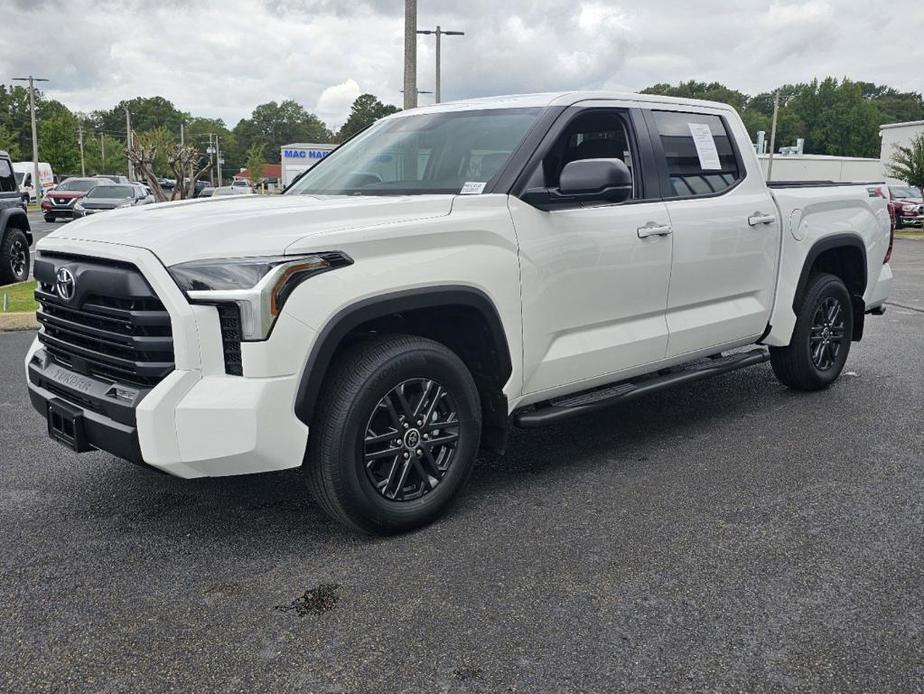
304, 334, 481, 534
43, 214, 55, 223
0, 229, 30, 284
770, 273, 853, 391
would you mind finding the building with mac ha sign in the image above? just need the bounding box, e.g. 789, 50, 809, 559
280, 143, 337, 187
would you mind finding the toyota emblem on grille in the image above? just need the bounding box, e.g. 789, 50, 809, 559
55, 267, 76, 301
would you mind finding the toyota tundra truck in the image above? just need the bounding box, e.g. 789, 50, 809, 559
24, 92, 893, 534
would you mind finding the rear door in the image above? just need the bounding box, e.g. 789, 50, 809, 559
644, 108, 781, 358
509, 104, 674, 396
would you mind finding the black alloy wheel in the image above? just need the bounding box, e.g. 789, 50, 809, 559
363, 378, 460, 502
809, 296, 847, 371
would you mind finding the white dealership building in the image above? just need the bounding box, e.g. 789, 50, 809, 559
280, 143, 337, 187
879, 120, 924, 184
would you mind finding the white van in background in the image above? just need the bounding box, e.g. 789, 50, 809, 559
13, 161, 55, 202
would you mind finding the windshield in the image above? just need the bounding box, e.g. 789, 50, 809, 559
891, 186, 922, 198
86, 185, 133, 199
287, 107, 541, 196
57, 179, 98, 192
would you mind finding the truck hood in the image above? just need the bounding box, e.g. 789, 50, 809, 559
41, 194, 454, 266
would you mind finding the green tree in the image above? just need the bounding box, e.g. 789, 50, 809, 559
234, 100, 331, 163
244, 143, 265, 185
0, 123, 21, 159
83, 133, 128, 176
787, 78, 881, 157
887, 134, 924, 190
337, 94, 400, 140
39, 113, 81, 174
95, 96, 188, 138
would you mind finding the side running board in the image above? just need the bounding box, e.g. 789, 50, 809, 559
513, 348, 770, 428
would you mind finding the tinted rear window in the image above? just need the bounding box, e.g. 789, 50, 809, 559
652, 111, 741, 198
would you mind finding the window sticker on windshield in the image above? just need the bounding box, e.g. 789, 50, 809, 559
460, 181, 486, 195
687, 123, 722, 170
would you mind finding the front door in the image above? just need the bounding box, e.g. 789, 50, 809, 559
510, 106, 674, 396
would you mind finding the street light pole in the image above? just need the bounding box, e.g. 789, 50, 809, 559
403, 0, 418, 109
125, 107, 134, 181
417, 26, 464, 103
77, 124, 86, 176
12, 75, 49, 201
767, 90, 780, 182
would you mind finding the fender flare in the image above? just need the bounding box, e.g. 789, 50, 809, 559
0, 207, 33, 245
791, 233, 867, 313
294, 285, 513, 426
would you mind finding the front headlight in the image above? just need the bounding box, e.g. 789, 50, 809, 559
168, 252, 352, 340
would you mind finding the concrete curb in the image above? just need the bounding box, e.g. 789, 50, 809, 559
0, 312, 38, 332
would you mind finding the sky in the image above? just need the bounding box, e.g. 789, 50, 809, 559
2, 0, 921, 130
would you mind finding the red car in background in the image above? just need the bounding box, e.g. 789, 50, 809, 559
887, 185, 923, 228
40, 177, 105, 222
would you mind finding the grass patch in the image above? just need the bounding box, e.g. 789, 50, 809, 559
1, 280, 38, 312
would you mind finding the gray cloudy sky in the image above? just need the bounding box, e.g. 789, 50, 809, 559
2, 0, 921, 129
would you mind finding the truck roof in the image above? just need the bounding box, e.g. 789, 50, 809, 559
400, 91, 737, 115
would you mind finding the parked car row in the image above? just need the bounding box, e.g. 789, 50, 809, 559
41, 178, 154, 221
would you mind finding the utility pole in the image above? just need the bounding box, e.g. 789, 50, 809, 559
215, 135, 222, 187
403, 0, 418, 109
125, 107, 134, 180
207, 133, 214, 186
77, 123, 86, 176
416, 25, 464, 103
12, 75, 49, 202
767, 90, 780, 182
180, 122, 185, 146
100, 130, 105, 172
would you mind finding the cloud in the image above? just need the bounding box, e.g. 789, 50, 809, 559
315, 79, 362, 128
0, 0, 919, 130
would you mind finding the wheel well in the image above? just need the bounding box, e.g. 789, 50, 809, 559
2, 211, 33, 245
810, 246, 865, 297
295, 289, 513, 453
795, 238, 867, 341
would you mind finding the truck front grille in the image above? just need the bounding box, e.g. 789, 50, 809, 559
34, 254, 175, 388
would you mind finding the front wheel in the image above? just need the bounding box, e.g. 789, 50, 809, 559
304, 334, 482, 534
0, 229, 31, 284
770, 273, 853, 391
43, 214, 55, 223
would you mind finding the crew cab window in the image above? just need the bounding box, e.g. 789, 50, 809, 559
526, 109, 638, 200
652, 111, 741, 197
0, 160, 15, 193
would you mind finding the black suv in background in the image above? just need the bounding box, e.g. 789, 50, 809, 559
0, 151, 33, 284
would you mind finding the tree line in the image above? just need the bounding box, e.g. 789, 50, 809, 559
1, 77, 921, 180
641, 77, 924, 158
0, 86, 398, 179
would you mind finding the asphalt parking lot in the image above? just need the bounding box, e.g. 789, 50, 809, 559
1, 239, 922, 693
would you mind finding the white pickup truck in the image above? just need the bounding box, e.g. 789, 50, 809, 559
25, 92, 893, 534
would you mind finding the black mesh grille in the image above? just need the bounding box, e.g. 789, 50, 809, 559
216, 303, 243, 376
34, 255, 175, 388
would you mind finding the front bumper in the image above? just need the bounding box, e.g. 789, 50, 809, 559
25, 238, 314, 478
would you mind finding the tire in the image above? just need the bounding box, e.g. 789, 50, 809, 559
43, 214, 55, 223
304, 334, 482, 534
0, 229, 31, 285
770, 273, 853, 391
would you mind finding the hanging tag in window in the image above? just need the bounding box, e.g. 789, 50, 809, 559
688, 123, 722, 170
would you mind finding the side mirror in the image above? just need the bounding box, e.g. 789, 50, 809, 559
521, 158, 633, 210
559, 158, 632, 201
